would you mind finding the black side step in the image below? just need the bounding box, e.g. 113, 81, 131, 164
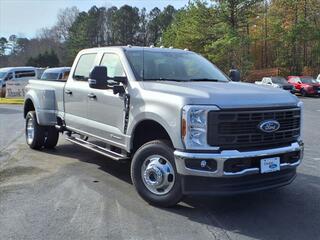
65, 136, 129, 161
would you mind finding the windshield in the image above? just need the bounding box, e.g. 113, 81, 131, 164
125, 50, 229, 82
0, 71, 8, 79
41, 72, 60, 80
301, 77, 317, 84
272, 77, 287, 84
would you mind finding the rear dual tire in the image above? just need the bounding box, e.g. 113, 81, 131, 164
25, 111, 59, 150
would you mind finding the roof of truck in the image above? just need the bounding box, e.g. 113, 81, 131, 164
80, 46, 192, 53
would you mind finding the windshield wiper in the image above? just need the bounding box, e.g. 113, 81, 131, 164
189, 78, 224, 82
143, 78, 189, 82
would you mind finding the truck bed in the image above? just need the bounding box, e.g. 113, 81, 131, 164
25, 79, 66, 119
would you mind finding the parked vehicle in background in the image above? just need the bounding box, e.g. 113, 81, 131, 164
40, 67, 71, 81
35, 68, 46, 79
288, 76, 320, 97
255, 76, 296, 93
0, 67, 38, 97
316, 74, 320, 83
24, 46, 304, 207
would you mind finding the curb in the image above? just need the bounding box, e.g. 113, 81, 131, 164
0, 98, 24, 105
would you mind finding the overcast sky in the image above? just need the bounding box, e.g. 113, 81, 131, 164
0, 0, 188, 39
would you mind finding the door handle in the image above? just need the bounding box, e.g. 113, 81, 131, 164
88, 93, 97, 99
65, 89, 72, 95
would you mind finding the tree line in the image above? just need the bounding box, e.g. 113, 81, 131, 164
0, 5, 176, 67
163, 0, 320, 76
0, 1, 319, 77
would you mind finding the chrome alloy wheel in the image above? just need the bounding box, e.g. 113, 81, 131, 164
26, 117, 35, 145
141, 155, 175, 195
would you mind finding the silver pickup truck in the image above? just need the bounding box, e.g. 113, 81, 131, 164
24, 46, 304, 207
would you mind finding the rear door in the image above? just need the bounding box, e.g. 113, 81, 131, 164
64, 53, 97, 133
86, 52, 127, 147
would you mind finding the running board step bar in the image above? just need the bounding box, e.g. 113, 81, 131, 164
65, 136, 129, 161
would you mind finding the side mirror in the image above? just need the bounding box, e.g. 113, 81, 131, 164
88, 66, 108, 89
229, 69, 240, 82
113, 85, 125, 95
113, 76, 127, 84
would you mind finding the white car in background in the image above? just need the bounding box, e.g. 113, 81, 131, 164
316, 74, 320, 83
255, 76, 295, 93
0, 67, 38, 97
40, 67, 71, 81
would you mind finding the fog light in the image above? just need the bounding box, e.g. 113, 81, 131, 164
200, 160, 207, 168
185, 159, 217, 172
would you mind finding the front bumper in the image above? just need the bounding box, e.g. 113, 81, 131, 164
174, 141, 303, 178
180, 168, 296, 195
174, 141, 303, 195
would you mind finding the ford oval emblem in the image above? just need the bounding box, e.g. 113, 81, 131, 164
259, 120, 280, 133
270, 163, 278, 169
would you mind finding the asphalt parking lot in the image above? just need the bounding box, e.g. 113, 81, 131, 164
0, 97, 319, 240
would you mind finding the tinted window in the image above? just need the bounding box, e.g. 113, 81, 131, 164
73, 53, 97, 81
41, 72, 60, 80
6, 72, 13, 80
62, 71, 70, 80
100, 53, 125, 78
15, 70, 35, 78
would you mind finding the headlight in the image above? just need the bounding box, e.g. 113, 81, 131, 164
181, 105, 220, 150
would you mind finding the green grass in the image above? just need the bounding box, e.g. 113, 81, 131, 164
0, 98, 24, 105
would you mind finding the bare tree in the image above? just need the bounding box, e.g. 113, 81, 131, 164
55, 6, 80, 41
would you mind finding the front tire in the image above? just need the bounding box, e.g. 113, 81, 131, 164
25, 111, 45, 149
131, 140, 183, 207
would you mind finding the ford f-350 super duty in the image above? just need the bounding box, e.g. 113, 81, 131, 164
24, 46, 304, 207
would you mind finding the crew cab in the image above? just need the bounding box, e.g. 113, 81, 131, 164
255, 76, 295, 93
24, 46, 304, 207
288, 76, 320, 97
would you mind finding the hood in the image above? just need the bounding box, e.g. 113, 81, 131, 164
141, 81, 299, 109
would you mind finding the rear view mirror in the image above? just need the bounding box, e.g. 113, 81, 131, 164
89, 66, 108, 89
